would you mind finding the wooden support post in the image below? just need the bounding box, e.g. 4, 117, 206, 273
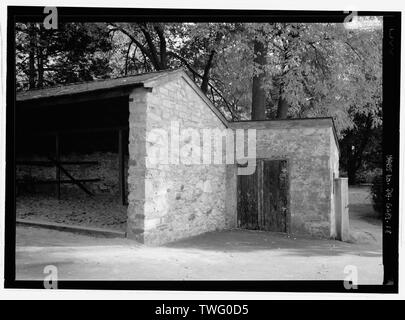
118, 129, 126, 205
55, 133, 61, 200
47, 156, 94, 196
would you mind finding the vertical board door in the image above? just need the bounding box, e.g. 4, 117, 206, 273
237, 159, 289, 232
261, 160, 288, 232
237, 165, 258, 229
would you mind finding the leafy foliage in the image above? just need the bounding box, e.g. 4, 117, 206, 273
16, 21, 382, 128
16, 22, 112, 90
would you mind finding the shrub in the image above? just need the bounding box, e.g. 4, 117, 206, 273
356, 168, 382, 184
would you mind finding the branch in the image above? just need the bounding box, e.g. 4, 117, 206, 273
137, 23, 161, 70
308, 43, 327, 79
201, 50, 216, 94
345, 41, 363, 61
271, 41, 284, 52
166, 51, 203, 79
124, 40, 133, 75
109, 23, 152, 64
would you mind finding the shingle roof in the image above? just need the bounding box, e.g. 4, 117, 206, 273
16, 68, 185, 102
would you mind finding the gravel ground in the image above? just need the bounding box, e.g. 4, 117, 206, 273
16, 227, 383, 283
16, 195, 127, 231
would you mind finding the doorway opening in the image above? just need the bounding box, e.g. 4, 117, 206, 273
16, 96, 129, 233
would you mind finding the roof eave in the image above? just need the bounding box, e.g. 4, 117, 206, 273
16, 83, 147, 107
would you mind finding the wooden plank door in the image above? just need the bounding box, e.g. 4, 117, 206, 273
237, 159, 289, 232
261, 160, 288, 232
237, 166, 258, 229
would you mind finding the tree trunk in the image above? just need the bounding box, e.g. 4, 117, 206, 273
154, 24, 167, 69
276, 96, 289, 119
251, 39, 267, 120
201, 50, 215, 94
138, 23, 162, 70
37, 43, 44, 88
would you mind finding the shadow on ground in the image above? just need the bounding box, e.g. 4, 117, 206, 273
165, 229, 381, 258
350, 204, 381, 225
165, 186, 382, 258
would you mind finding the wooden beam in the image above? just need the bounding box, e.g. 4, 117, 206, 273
16, 160, 99, 166
17, 126, 129, 137
17, 179, 101, 185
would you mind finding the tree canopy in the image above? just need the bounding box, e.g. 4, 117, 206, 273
16, 20, 381, 131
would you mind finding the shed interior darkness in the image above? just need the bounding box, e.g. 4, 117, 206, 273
15, 96, 130, 232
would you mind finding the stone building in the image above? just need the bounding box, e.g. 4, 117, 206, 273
16, 68, 345, 245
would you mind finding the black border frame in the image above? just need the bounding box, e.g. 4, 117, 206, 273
4, 6, 401, 293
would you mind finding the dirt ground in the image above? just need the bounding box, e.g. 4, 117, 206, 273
16, 194, 127, 231
348, 186, 382, 245
15, 186, 382, 283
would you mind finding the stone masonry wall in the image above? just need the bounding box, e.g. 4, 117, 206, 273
127, 78, 228, 245
230, 121, 334, 238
